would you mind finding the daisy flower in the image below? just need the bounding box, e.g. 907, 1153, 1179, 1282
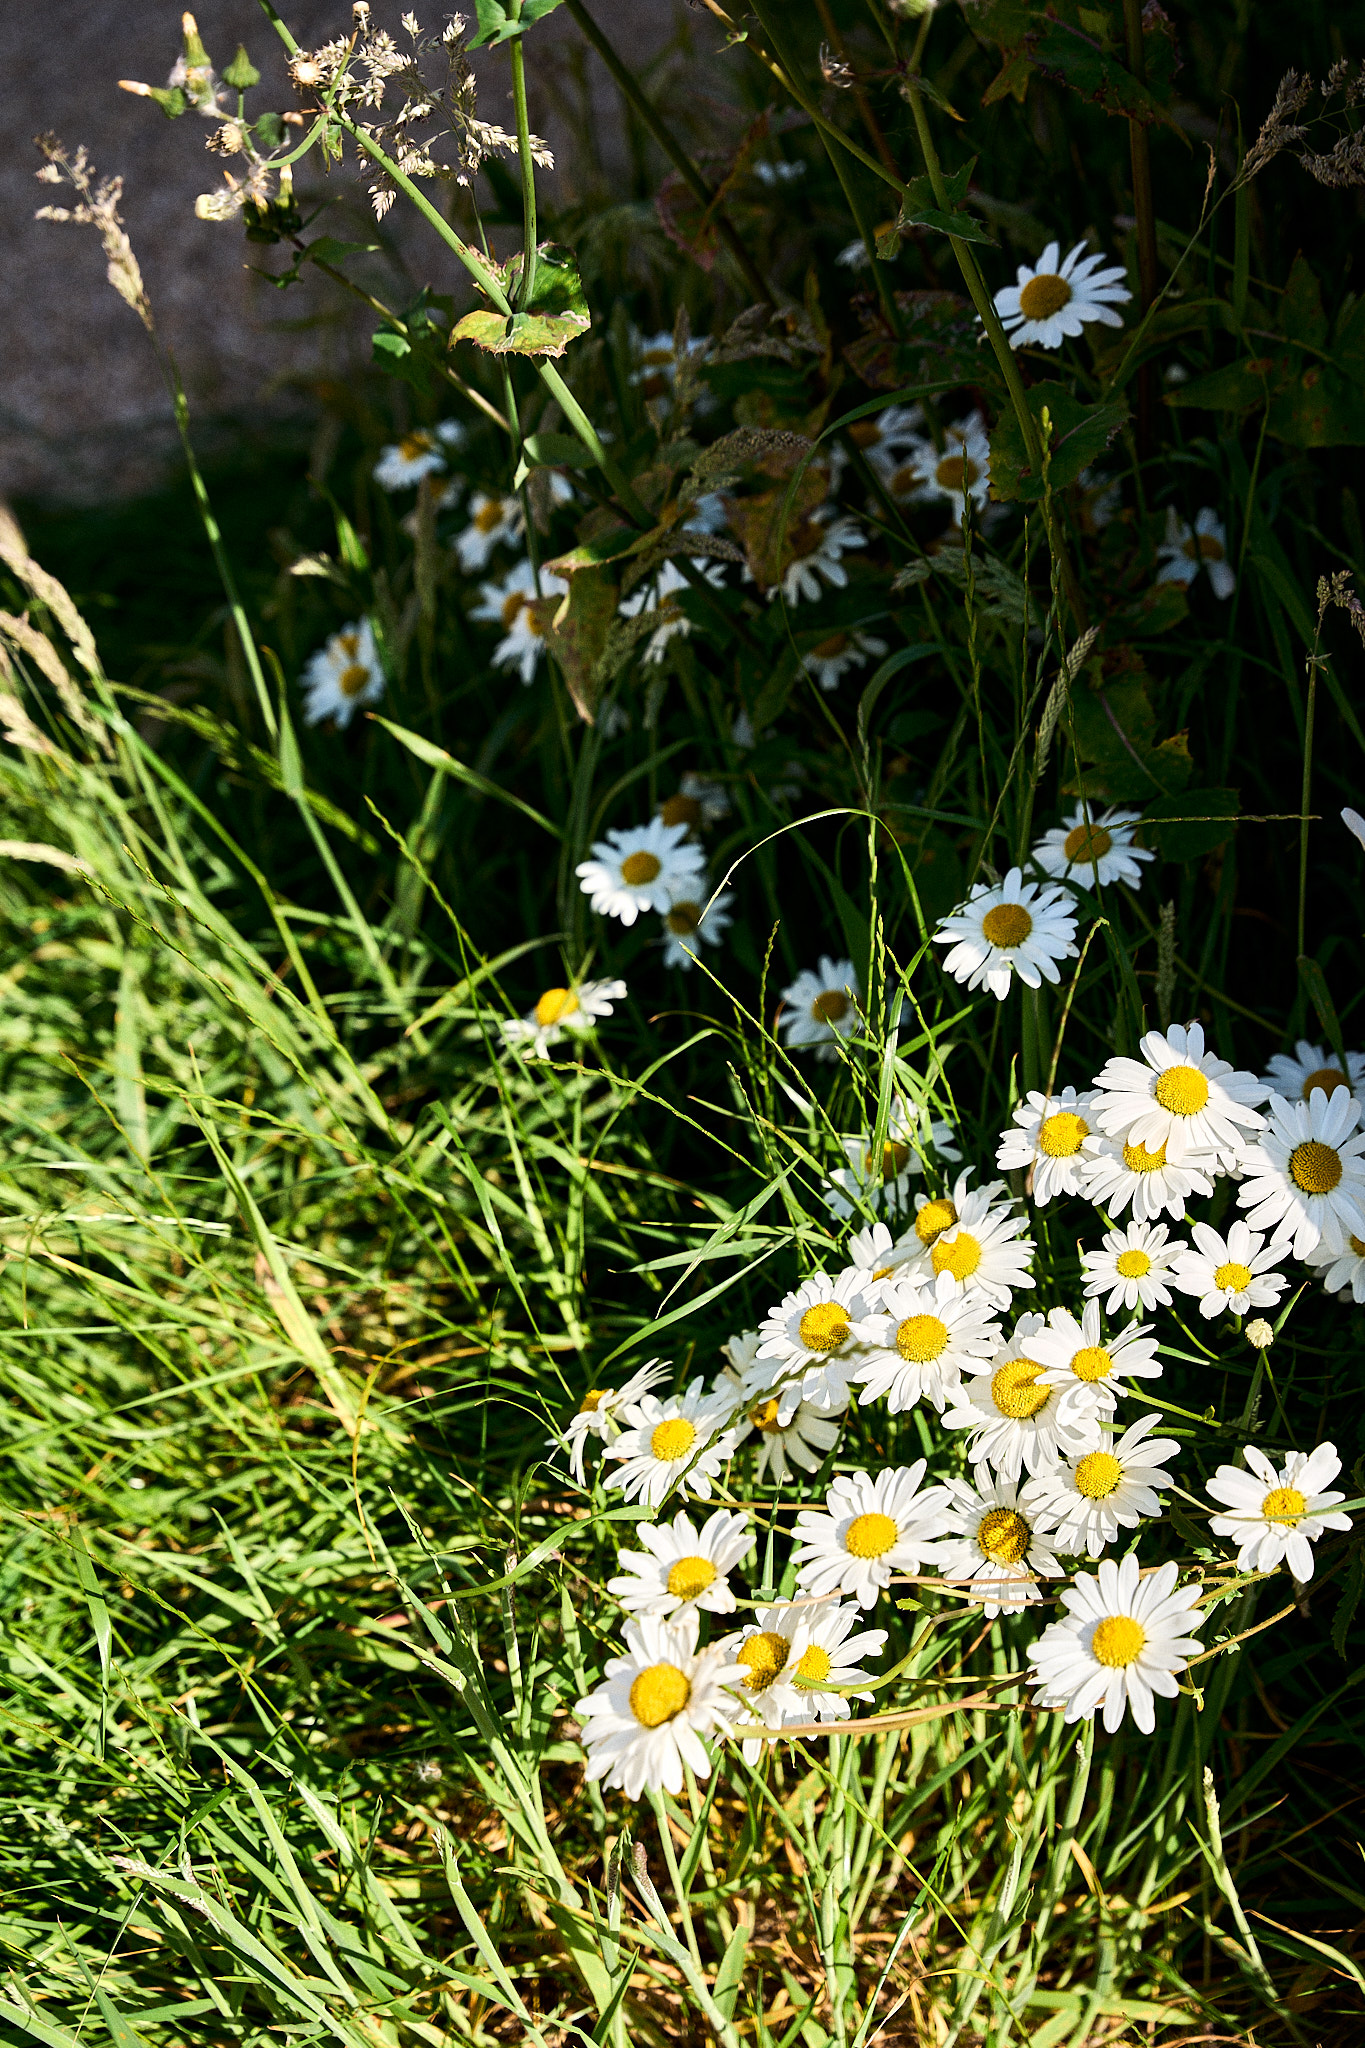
1020, 1301, 1163, 1425
1081, 1219, 1185, 1316
1263, 1040, 1365, 1114
736, 1389, 845, 1484
898, 413, 992, 522
1305, 1232, 1365, 1303
937, 1469, 1063, 1616
1032, 804, 1155, 893
942, 1312, 1089, 1481
851, 1269, 1002, 1414
1236, 1088, 1365, 1257
552, 1360, 671, 1486
607, 1507, 752, 1619
933, 868, 1078, 1002
996, 1087, 1105, 1202
1155, 508, 1235, 601
373, 422, 462, 492
658, 772, 731, 831
470, 560, 569, 684
906, 1170, 986, 1253
993, 238, 1132, 350
1029, 1412, 1179, 1560
728, 1600, 886, 1763
575, 817, 706, 928
906, 1178, 1036, 1308
844, 1220, 921, 1292
801, 627, 889, 693
660, 890, 733, 971
502, 977, 627, 1058
771, 510, 867, 605
603, 1378, 741, 1510
751, 1267, 871, 1420
851, 402, 925, 466
619, 558, 727, 665
779, 957, 861, 1059
455, 491, 525, 572
823, 1094, 956, 1223
1078, 1132, 1218, 1223
300, 619, 385, 729
1172, 1219, 1288, 1320
574, 1609, 741, 1798
1206, 1442, 1352, 1582
1092, 1021, 1266, 1168
1028, 1554, 1204, 1734
791, 1463, 950, 1610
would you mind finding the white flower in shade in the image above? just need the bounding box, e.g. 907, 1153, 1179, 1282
801, 627, 889, 693
1078, 1132, 1218, 1223
603, 1378, 740, 1510
719, 1327, 763, 1386
1081, 1219, 1185, 1316
620, 558, 727, 664
631, 327, 708, 401
937, 1470, 1063, 1616
906, 1180, 1036, 1309
738, 1389, 845, 1484
770, 509, 867, 605
942, 1312, 1089, 1481
852, 402, 925, 466
850, 1269, 1002, 1415
455, 491, 524, 572
575, 817, 707, 928
1236, 1088, 1365, 1257
1172, 1219, 1288, 1320
752, 1267, 871, 1421
574, 1609, 742, 1798
898, 413, 992, 522
779, 957, 861, 1058
1032, 804, 1155, 893
934, 868, 1078, 1002
502, 977, 627, 1058
791, 1464, 951, 1610
1156, 507, 1235, 601
1206, 1443, 1352, 1582
553, 1360, 671, 1486
1092, 1022, 1266, 1167
1305, 1231, 1365, 1303
1020, 1300, 1163, 1425
1343, 806, 1365, 854
658, 772, 731, 832
470, 560, 569, 683
1027, 1554, 1203, 1734
300, 619, 385, 729
373, 422, 463, 492
1263, 1040, 1365, 1114
843, 1221, 921, 1293
1029, 1412, 1180, 1560
659, 890, 733, 971
993, 239, 1132, 350
823, 1095, 956, 1223
728, 1600, 886, 1763
996, 1087, 1105, 1202
606, 1508, 752, 1619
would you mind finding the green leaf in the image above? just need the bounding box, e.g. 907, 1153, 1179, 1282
898, 205, 997, 246
469, 0, 568, 48
451, 303, 590, 360
988, 382, 1129, 501
513, 432, 599, 485
372, 719, 563, 839
305, 236, 381, 267
1332, 1542, 1365, 1658
1297, 954, 1350, 1077
544, 565, 616, 723
1141, 786, 1240, 860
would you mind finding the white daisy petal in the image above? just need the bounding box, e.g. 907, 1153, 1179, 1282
1028, 1554, 1203, 1734
937, 1467, 1063, 1616
1206, 1439, 1352, 1581
791, 1464, 950, 1610
780, 957, 861, 1058
575, 1609, 743, 1797
1032, 803, 1155, 892
996, 1087, 1105, 1203
1080, 1218, 1185, 1315
1236, 1088, 1365, 1257
992, 238, 1132, 351
934, 867, 1078, 1002
607, 1507, 752, 1618
575, 816, 707, 928
1171, 1218, 1288, 1320
300, 618, 386, 730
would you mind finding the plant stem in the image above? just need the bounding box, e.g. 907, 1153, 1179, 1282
1122, 0, 1159, 459
1299, 638, 1319, 961
508, 28, 539, 312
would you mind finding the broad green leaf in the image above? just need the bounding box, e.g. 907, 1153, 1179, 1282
988, 381, 1129, 500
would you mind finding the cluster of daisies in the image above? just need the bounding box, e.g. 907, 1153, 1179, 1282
558, 1014, 1365, 1796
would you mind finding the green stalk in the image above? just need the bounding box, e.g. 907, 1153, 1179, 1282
1122, 0, 1159, 456
1298, 632, 1319, 961
508, 23, 539, 312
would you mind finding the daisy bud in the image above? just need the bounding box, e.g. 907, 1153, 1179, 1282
1245, 1318, 1275, 1350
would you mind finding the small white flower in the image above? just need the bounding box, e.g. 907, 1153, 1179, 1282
843, 1220, 921, 1292
659, 890, 733, 971
751, 1267, 871, 1421
1081, 1219, 1185, 1316
934, 867, 1078, 1002
606, 1507, 752, 1618
574, 1609, 742, 1798
300, 619, 385, 729
658, 772, 731, 831
942, 1312, 1088, 1481
801, 627, 889, 692
576, 817, 706, 928
993, 238, 1132, 350
1078, 1132, 1219, 1223
904, 1170, 990, 1256
852, 402, 925, 466
470, 559, 568, 683
373, 425, 460, 491
1342, 806, 1365, 854
893, 413, 991, 521
1020, 1300, 1163, 1425
791, 1464, 950, 1610
737, 1389, 845, 1484
780, 957, 861, 1059
1263, 1040, 1365, 1114
603, 1378, 740, 1510
850, 1269, 1002, 1414
1092, 1022, 1266, 1167
551, 1360, 671, 1485
1236, 1087, 1365, 1257
996, 1087, 1105, 1202
1206, 1442, 1352, 1582
502, 977, 626, 1058
728, 1599, 885, 1763
823, 1094, 956, 1223
937, 1469, 1063, 1616
1155, 507, 1235, 601
1032, 803, 1155, 892
1305, 1231, 1365, 1302
455, 491, 524, 572
1028, 1554, 1204, 1734
1172, 1219, 1288, 1320
1029, 1412, 1179, 1560
619, 558, 727, 664
771, 509, 867, 605
904, 1179, 1036, 1309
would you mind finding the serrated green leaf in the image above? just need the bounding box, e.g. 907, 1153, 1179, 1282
989, 382, 1129, 501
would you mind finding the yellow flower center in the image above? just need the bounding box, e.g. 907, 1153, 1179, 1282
534, 986, 577, 1027
666, 900, 702, 936
844, 1511, 898, 1559
500, 591, 527, 630
915, 1197, 957, 1245
1352, 1235, 1365, 1257
1091, 1615, 1145, 1667
864, 1141, 912, 1181
1289, 1139, 1343, 1194
621, 850, 663, 887
1213, 1260, 1253, 1292
1122, 1139, 1167, 1174
1018, 272, 1073, 322
1115, 1248, 1151, 1278
339, 662, 372, 698
1261, 1485, 1307, 1524
798, 1302, 851, 1353
981, 902, 1033, 950
650, 1418, 697, 1462
1062, 823, 1113, 864
1071, 1345, 1113, 1382
1154, 1065, 1210, 1116
935, 453, 980, 492
666, 1555, 717, 1601
977, 1506, 1031, 1564
1197, 532, 1225, 562
871, 1264, 895, 1281
578, 1387, 607, 1414
1074, 1450, 1123, 1499
812, 989, 850, 1024
1039, 1110, 1088, 1157
931, 1231, 982, 1282
896, 1313, 950, 1362
1302, 1065, 1348, 1101
794, 1643, 832, 1684
990, 1356, 1050, 1419
629, 1662, 691, 1727
474, 498, 506, 533
737, 1629, 790, 1692
398, 431, 435, 460
659, 793, 701, 830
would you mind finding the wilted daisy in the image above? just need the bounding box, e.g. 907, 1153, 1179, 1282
851, 1269, 1002, 1413
607, 1507, 752, 1619
1206, 1442, 1352, 1582
1092, 1022, 1266, 1168
455, 491, 525, 572
824, 1094, 956, 1223
996, 1087, 1105, 1202
300, 618, 385, 729
771, 509, 867, 605
993, 238, 1132, 350
1263, 1040, 1365, 1113
802, 627, 889, 693
1304, 1231, 1365, 1303
1155, 507, 1235, 601
729, 1600, 885, 1762
942, 1312, 1088, 1481
470, 560, 568, 684
553, 1360, 670, 1485
1028, 1554, 1204, 1734
1020, 1301, 1163, 1424
938, 1470, 1062, 1616
909, 1179, 1036, 1308
1030, 1412, 1179, 1560
660, 890, 733, 971
752, 1267, 871, 1419
576, 817, 706, 928
780, 957, 861, 1059
1079, 1131, 1218, 1223
373, 420, 464, 492
574, 1609, 741, 1798
1236, 1088, 1365, 1257
1032, 804, 1155, 893
737, 1390, 845, 1485
603, 1378, 740, 1509
1082, 1219, 1185, 1316
658, 772, 731, 832
502, 977, 627, 1058
900, 413, 992, 522
791, 1463, 950, 1610
934, 868, 1078, 1002
1172, 1219, 1288, 1320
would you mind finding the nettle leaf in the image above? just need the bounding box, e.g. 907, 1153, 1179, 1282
469, 0, 567, 47
544, 566, 616, 723
1166, 260, 1365, 447
988, 382, 1128, 501
1141, 786, 1240, 860
896, 159, 995, 246
977, 2, 1180, 124
452, 244, 590, 359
